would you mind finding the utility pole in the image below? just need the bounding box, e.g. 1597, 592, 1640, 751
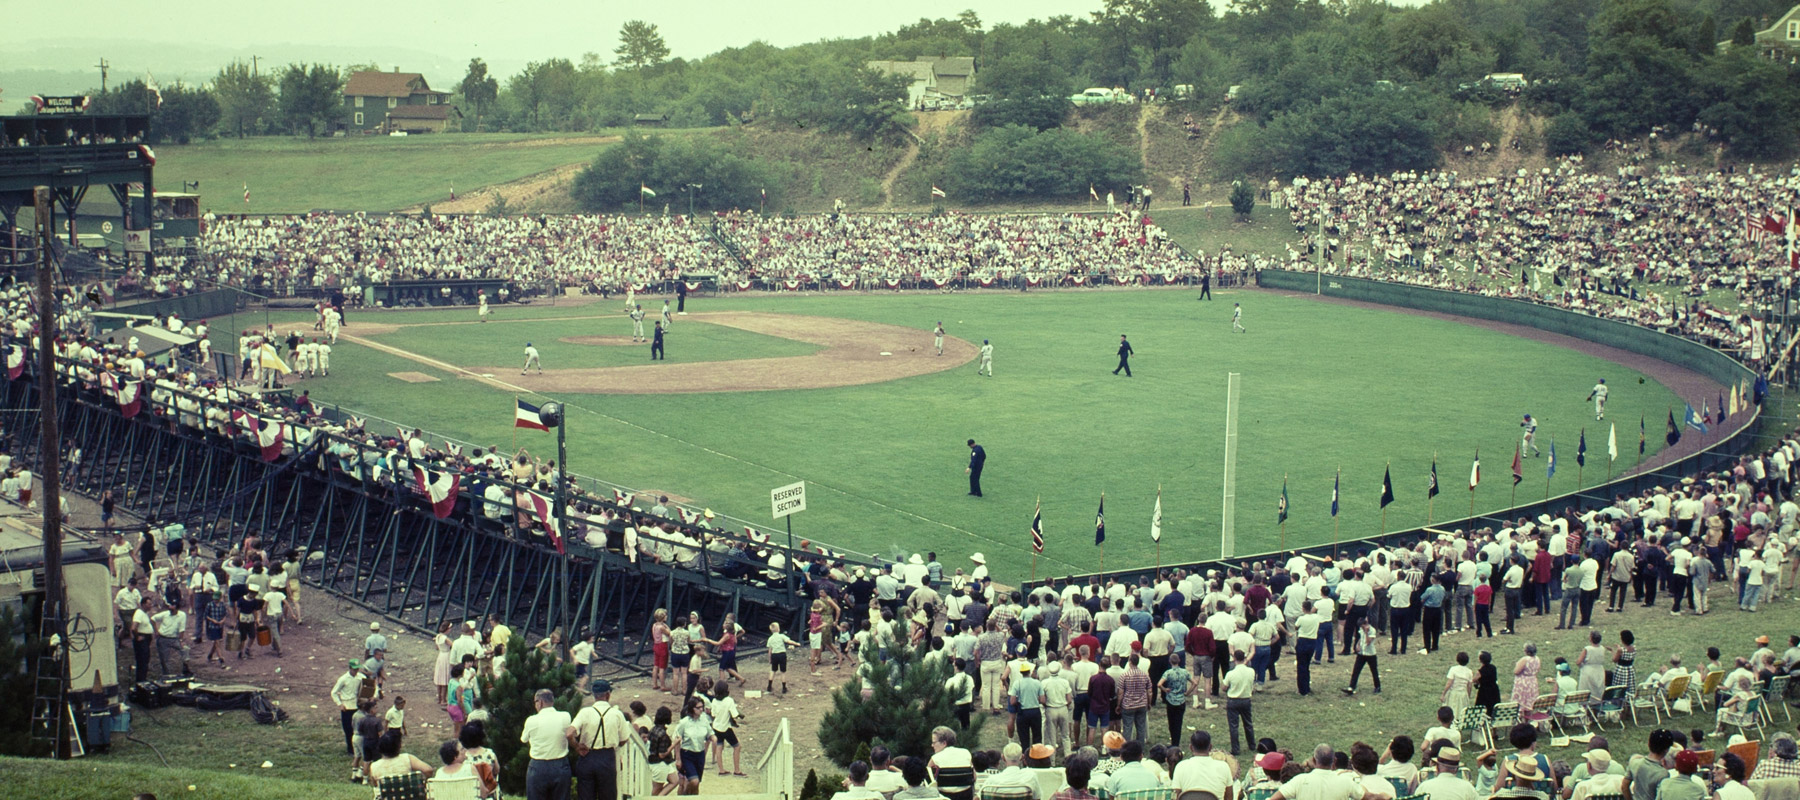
34, 187, 70, 760
96, 58, 109, 93
251, 55, 260, 77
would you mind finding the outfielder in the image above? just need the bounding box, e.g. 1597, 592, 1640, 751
478, 290, 490, 322
977, 339, 993, 376
661, 299, 674, 329
1520, 413, 1540, 457
1232, 302, 1246, 333
1586, 378, 1608, 420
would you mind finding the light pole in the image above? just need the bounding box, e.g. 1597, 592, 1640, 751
684, 183, 702, 218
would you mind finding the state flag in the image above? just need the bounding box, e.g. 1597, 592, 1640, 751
1469, 450, 1481, 491
1278, 477, 1289, 524
932, 185, 947, 198
1665, 409, 1680, 446
515, 398, 550, 431
1511, 444, 1522, 486
1150, 491, 1162, 543
1095, 494, 1107, 546
1427, 458, 1439, 500
1030, 500, 1044, 554
1608, 423, 1618, 462
1379, 465, 1394, 509
1330, 470, 1340, 517
640, 184, 657, 198
1577, 429, 1586, 468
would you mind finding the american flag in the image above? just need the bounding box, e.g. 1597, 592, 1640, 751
1747, 210, 1784, 244
1029, 500, 1044, 554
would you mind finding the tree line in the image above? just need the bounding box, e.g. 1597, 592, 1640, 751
46, 1, 1800, 200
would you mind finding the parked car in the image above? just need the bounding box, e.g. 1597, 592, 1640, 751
1070, 87, 1135, 105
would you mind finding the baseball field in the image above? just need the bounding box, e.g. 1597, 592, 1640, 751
232, 286, 1684, 581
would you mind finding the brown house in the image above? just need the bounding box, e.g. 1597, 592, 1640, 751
341, 70, 458, 134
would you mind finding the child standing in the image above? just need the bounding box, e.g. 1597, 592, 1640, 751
710, 683, 744, 776
385, 696, 408, 742
766, 622, 792, 694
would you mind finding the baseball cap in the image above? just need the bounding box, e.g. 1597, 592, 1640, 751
1675, 749, 1700, 774
591, 679, 613, 695
1256, 752, 1287, 771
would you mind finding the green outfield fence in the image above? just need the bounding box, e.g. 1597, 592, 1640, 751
1026, 268, 1764, 591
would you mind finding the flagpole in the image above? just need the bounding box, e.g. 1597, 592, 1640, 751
1428, 453, 1436, 524
1380, 461, 1388, 535
1280, 473, 1288, 551
512, 395, 519, 453
1154, 484, 1161, 574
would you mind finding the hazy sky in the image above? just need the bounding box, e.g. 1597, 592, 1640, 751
16, 0, 1125, 65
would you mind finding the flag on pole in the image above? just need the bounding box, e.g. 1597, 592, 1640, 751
1641, 415, 1648, 453
413, 464, 460, 519
1547, 439, 1557, 479
1511, 444, 1523, 486
1469, 451, 1481, 491
640, 184, 657, 198
1577, 429, 1586, 468
1608, 423, 1618, 462
1666, 409, 1681, 445
1330, 469, 1340, 517
1030, 500, 1044, 554
1684, 402, 1708, 434
1090, 184, 1099, 201
514, 398, 550, 431
1150, 490, 1163, 543
243, 183, 250, 204
1380, 465, 1395, 509
931, 185, 947, 198
1278, 477, 1289, 524
1428, 458, 1439, 499
257, 344, 291, 374
1095, 495, 1107, 546
1730, 384, 1740, 416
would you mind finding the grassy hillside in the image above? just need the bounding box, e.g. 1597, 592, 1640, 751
156, 133, 630, 214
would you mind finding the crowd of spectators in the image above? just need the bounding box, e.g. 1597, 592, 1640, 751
1279, 161, 1800, 361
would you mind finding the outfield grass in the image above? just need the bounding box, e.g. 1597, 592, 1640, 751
157, 133, 633, 214
273, 290, 1681, 581
0, 749, 369, 800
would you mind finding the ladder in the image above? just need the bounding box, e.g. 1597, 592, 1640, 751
29, 595, 67, 755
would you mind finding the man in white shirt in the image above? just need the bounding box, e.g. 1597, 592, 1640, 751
571, 680, 628, 800
1041, 661, 1074, 757
1222, 650, 1256, 756
520, 688, 573, 800
1415, 747, 1477, 800
1172, 730, 1233, 796
1272, 744, 1366, 800
152, 600, 189, 677
1567, 750, 1625, 800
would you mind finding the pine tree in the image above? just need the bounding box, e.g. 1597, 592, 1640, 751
801, 768, 820, 800
815, 625, 981, 766
1230, 181, 1256, 220
483, 646, 581, 795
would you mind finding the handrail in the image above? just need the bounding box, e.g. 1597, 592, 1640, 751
619, 726, 653, 800
757, 717, 793, 800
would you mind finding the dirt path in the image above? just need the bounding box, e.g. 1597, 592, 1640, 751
879, 141, 920, 207
476, 311, 978, 394
1136, 104, 1153, 175
401, 154, 608, 214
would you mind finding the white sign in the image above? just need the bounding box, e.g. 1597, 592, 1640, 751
123, 229, 151, 253
771, 481, 806, 519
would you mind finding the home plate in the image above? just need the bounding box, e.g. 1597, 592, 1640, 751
879, 351, 893, 356
388, 371, 441, 383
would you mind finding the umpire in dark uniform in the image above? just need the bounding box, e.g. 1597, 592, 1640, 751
1113, 335, 1134, 377
966, 439, 985, 497
1199, 270, 1212, 300
650, 322, 665, 360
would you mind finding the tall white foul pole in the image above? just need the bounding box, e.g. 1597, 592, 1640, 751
1221, 372, 1241, 558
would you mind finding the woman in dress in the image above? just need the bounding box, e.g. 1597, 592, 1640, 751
1576, 630, 1608, 702
433, 621, 455, 704
1442, 651, 1475, 714
1511, 643, 1541, 710
1474, 650, 1502, 714
108, 532, 134, 587
1611, 630, 1637, 690
445, 664, 472, 739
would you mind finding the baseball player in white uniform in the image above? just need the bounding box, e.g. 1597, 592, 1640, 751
1232, 302, 1246, 333
315, 339, 331, 376
1520, 413, 1540, 457
977, 339, 993, 376
478, 290, 490, 322
661, 300, 674, 329
934, 322, 945, 356
630, 305, 647, 342
522, 342, 542, 374
1587, 379, 1608, 420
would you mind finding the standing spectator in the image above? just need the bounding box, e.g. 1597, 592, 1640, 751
233, 587, 263, 660
1222, 650, 1255, 757
674, 696, 715, 795
1511, 644, 1541, 710
1117, 654, 1152, 745
1158, 654, 1192, 747
571, 679, 628, 800
128, 595, 155, 683
151, 599, 189, 677
1343, 617, 1382, 695
520, 688, 573, 800
1042, 660, 1074, 756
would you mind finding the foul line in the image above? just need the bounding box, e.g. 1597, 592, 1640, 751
341, 330, 1083, 571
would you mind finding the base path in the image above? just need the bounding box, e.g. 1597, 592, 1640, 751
480, 311, 977, 394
